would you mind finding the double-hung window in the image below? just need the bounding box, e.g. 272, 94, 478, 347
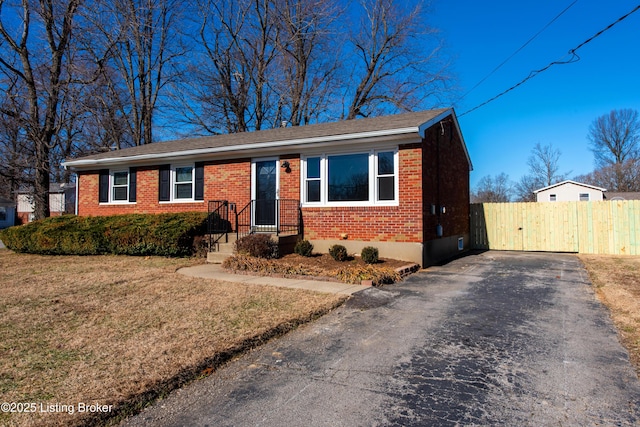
376, 151, 395, 201
99, 168, 136, 203
305, 157, 321, 202
112, 171, 129, 202
302, 149, 398, 206
159, 163, 204, 202
174, 166, 194, 200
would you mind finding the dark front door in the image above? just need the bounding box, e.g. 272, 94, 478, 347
255, 160, 277, 227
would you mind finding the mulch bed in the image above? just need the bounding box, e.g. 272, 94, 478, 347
223, 253, 419, 284
280, 253, 414, 271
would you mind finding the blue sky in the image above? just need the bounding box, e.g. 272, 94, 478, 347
431, 0, 640, 189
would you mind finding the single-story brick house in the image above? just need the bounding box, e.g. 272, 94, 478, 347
63, 108, 472, 266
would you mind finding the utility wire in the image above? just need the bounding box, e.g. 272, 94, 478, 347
456, 0, 579, 104
460, 3, 640, 117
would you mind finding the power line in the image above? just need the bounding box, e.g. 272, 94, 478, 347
457, 0, 578, 104
460, 4, 640, 118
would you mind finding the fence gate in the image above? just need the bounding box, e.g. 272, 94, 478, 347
470, 201, 640, 255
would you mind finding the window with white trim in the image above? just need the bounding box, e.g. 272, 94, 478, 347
579, 193, 589, 201
549, 194, 557, 202
376, 151, 395, 201
111, 170, 129, 202
173, 165, 195, 200
305, 157, 321, 202
302, 149, 398, 206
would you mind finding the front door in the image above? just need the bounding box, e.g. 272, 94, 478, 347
253, 159, 278, 230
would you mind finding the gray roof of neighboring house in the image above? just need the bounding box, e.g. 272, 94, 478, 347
0, 197, 15, 207
605, 192, 640, 200
63, 108, 472, 170
17, 183, 76, 194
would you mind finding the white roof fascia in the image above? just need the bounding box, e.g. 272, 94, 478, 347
63, 127, 422, 169
533, 180, 607, 194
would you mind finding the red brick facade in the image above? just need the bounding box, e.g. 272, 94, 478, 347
422, 122, 471, 242
302, 145, 423, 242
76, 145, 431, 245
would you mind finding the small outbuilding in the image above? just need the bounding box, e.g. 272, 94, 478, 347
17, 183, 76, 223
534, 180, 606, 202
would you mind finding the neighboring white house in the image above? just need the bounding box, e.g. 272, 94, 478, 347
534, 180, 606, 202
0, 197, 16, 229
17, 183, 76, 223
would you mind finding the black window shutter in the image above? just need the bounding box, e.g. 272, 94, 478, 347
129, 167, 137, 202
159, 165, 170, 201
195, 162, 204, 201
99, 169, 109, 203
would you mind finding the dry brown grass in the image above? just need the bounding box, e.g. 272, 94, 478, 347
0, 251, 345, 427
579, 255, 640, 376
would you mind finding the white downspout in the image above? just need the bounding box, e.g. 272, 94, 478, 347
74, 173, 79, 215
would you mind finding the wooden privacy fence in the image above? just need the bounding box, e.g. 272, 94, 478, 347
471, 201, 640, 255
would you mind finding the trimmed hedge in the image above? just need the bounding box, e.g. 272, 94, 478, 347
328, 244, 348, 262
361, 246, 379, 264
293, 239, 314, 257
0, 212, 208, 257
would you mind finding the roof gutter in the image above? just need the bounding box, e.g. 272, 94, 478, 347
63, 126, 423, 170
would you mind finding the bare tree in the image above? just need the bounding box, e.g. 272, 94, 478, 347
344, 0, 450, 119
175, 0, 280, 134
87, 0, 183, 146
589, 109, 640, 166
0, 0, 81, 219
575, 159, 640, 193
471, 173, 512, 203
514, 142, 568, 202
179, 0, 339, 134
180, 0, 453, 133
0, 75, 31, 200
272, 0, 340, 126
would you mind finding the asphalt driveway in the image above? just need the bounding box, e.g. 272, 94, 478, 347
123, 251, 640, 426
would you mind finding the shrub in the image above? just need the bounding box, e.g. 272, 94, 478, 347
328, 244, 348, 262
360, 246, 379, 264
234, 234, 279, 259
0, 212, 208, 257
294, 239, 314, 257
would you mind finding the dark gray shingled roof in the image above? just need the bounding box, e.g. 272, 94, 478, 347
64, 109, 451, 165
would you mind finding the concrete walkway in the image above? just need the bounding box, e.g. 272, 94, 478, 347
178, 264, 364, 295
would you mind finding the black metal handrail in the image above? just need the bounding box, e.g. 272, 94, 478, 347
208, 200, 230, 251
236, 199, 301, 241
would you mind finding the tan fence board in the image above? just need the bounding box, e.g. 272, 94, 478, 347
471, 201, 640, 255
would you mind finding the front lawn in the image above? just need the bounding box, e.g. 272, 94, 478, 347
0, 251, 345, 426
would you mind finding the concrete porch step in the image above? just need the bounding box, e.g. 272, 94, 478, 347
206, 232, 301, 264
207, 251, 232, 264
207, 239, 236, 264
